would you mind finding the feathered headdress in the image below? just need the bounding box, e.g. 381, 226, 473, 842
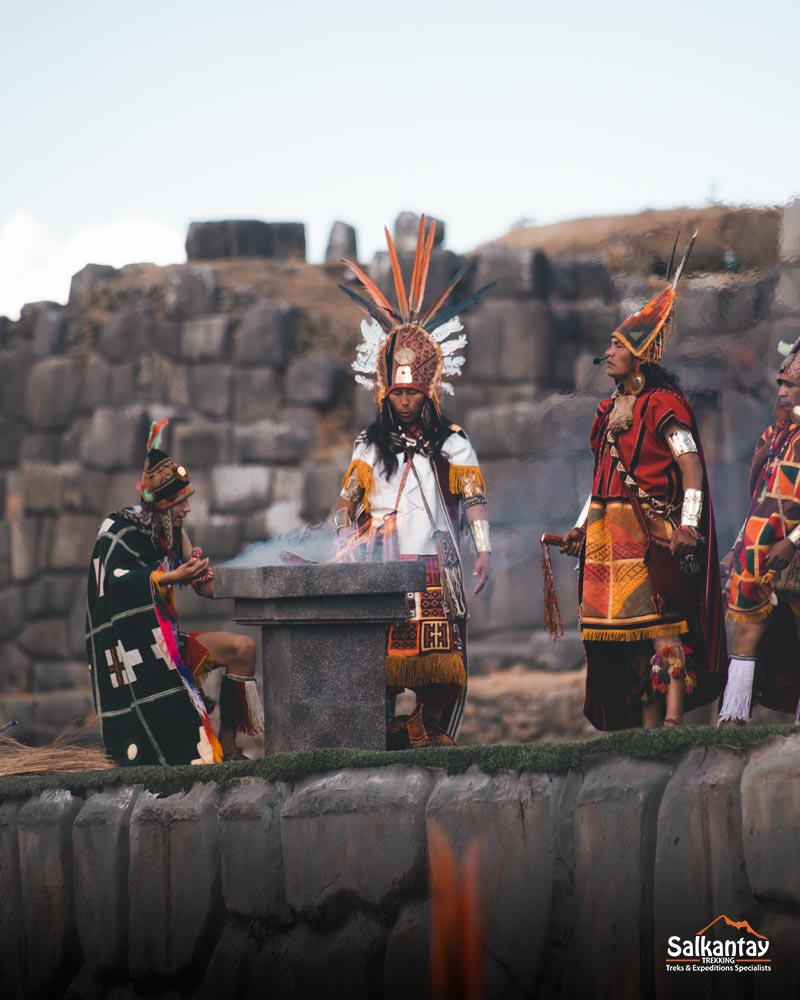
777, 336, 800, 386
339, 215, 495, 409
612, 231, 697, 364
137, 419, 194, 510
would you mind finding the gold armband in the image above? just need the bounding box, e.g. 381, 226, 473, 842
333, 508, 353, 532
788, 525, 800, 549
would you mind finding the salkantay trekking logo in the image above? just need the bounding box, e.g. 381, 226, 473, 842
666, 915, 771, 974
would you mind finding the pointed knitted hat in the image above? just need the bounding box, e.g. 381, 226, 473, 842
137, 419, 194, 510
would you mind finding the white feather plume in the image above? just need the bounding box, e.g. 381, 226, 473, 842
440, 334, 467, 356
351, 318, 387, 385
430, 317, 464, 343
441, 381, 455, 395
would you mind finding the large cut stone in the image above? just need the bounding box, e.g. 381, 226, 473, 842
426, 766, 556, 993
573, 756, 672, 1000
369, 248, 464, 317
465, 299, 555, 383
282, 767, 433, 912
128, 784, 222, 979
0, 641, 31, 693
285, 354, 347, 408
234, 300, 295, 369
187, 220, 274, 260
210, 464, 272, 514
21, 462, 62, 513
163, 263, 217, 318
47, 514, 101, 571
32, 305, 72, 356
467, 395, 599, 461
79, 407, 150, 470
0, 584, 25, 640
188, 363, 232, 418
173, 421, 232, 468
181, 315, 231, 361
325, 220, 358, 261
98, 306, 156, 362
73, 786, 142, 976
741, 735, 800, 908
68, 263, 118, 305
473, 245, 551, 299
549, 255, 615, 303
0, 802, 27, 999
218, 780, 288, 922
200, 920, 259, 1000
0, 417, 24, 467
780, 198, 800, 262
18, 790, 82, 995
24, 358, 82, 430
9, 519, 40, 582
0, 346, 33, 421
383, 901, 429, 1000
394, 211, 446, 250
653, 746, 751, 997
232, 369, 278, 423
235, 418, 314, 464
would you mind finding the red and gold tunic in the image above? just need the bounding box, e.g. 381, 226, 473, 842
579, 385, 727, 730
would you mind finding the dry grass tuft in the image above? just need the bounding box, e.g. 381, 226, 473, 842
0, 727, 114, 777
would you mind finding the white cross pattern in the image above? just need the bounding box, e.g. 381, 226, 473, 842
105, 640, 143, 688
150, 627, 175, 669
93, 558, 106, 597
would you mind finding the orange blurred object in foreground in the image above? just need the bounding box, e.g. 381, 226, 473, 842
428, 821, 484, 1000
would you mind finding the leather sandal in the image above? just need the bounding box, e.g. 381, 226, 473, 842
222, 747, 250, 762
661, 718, 685, 728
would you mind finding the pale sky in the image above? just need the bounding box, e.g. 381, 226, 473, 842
2, 0, 798, 317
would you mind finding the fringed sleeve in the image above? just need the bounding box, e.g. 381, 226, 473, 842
340, 458, 375, 514
448, 464, 487, 498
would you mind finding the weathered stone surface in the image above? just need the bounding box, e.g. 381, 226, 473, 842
32, 305, 72, 356
20, 432, 61, 463
232, 368, 278, 423
549, 255, 616, 303
59, 463, 111, 513
181, 315, 231, 361
134, 354, 190, 406
573, 756, 672, 1000
34, 690, 94, 732
80, 355, 136, 412
234, 301, 295, 369
210, 464, 272, 513
271, 222, 307, 260
286, 354, 347, 408
0, 585, 25, 640
0, 416, 24, 467
383, 901, 429, 1000
22, 462, 62, 513
46, 514, 100, 571
0, 641, 31, 693
24, 358, 82, 430
282, 767, 432, 912
473, 245, 550, 299
246, 912, 385, 1000
68, 263, 118, 306
187, 220, 274, 260
394, 211, 445, 250
264, 499, 304, 538
236, 418, 314, 464
302, 455, 347, 521
189, 515, 243, 560
128, 784, 222, 979
31, 660, 89, 692
18, 790, 82, 995
163, 264, 217, 319
325, 220, 358, 261
80, 407, 150, 470
780, 198, 800, 262
0, 802, 28, 999
200, 920, 259, 1000
16, 616, 72, 658
465, 299, 555, 384
187, 363, 232, 419
741, 735, 800, 908
172, 421, 231, 468
654, 746, 751, 997
218, 780, 288, 921
468, 396, 599, 460
98, 307, 155, 362
0, 346, 33, 421
73, 786, 142, 975
427, 767, 556, 992
9, 519, 40, 582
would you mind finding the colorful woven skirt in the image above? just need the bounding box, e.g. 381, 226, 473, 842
581, 500, 689, 641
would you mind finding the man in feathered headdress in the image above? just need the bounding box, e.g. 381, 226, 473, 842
558, 236, 727, 729
333, 216, 494, 747
717, 339, 800, 725
86, 419, 263, 765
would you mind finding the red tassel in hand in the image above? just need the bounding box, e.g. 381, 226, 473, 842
540, 534, 566, 640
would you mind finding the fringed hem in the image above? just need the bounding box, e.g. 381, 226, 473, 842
725, 603, 774, 624
341, 459, 375, 515
717, 658, 755, 724
448, 464, 486, 496
219, 674, 265, 735
582, 621, 689, 642
386, 653, 466, 689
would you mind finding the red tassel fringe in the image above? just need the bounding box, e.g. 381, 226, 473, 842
541, 539, 565, 640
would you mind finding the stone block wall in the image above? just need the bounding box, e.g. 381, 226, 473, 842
2, 205, 800, 740
1, 735, 798, 998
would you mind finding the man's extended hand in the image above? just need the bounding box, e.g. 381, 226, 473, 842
670, 529, 699, 557
765, 538, 797, 571
559, 528, 585, 558
161, 556, 211, 586
472, 552, 491, 596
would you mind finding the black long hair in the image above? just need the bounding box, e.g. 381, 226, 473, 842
640, 362, 681, 390
363, 398, 455, 478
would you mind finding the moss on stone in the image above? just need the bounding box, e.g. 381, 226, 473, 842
0, 725, 796, 802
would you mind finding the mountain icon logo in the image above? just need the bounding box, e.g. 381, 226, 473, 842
696, 915, 767, 940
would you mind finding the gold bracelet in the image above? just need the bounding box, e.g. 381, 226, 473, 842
470, 519, 492, 554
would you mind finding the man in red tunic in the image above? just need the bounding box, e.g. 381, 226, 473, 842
718, 340, 800, 725
560, 265, 727, 729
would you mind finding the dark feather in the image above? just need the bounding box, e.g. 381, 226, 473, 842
423, 281, 496, 332
665, 231, 680, 282
337, 284, 394, 330
420, 263, 472, 325
340, 257, 398, 318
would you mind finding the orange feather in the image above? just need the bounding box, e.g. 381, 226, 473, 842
408, 215, 427, 316
411, 219, 437, 319
384, 227, 410, 321
340, 258, 398, 319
